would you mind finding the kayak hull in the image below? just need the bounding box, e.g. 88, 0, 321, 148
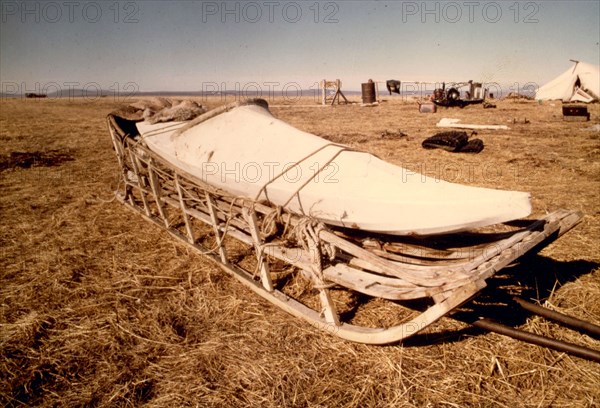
136, 102, 531, 235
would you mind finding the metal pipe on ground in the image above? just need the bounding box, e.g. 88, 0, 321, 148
472, 318, 600, 363
513, 297, 600, 338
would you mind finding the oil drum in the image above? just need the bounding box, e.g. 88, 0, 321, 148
361, 82, 376, 104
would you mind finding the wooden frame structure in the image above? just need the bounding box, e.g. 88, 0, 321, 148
321, 79, 349, 106
107, 114, 582, 344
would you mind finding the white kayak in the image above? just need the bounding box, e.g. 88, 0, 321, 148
136, 100, 531, 235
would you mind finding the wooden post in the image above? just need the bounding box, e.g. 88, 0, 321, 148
331, 80, 338, 105
322, 79, 347, 105
332, 79, 348, 105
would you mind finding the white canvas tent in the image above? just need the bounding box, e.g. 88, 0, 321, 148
536, 60, 600, 103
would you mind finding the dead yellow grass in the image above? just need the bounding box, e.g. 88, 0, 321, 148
1, 96, 599, 407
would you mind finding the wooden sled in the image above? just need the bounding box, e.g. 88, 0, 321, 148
107, 113, 583, 344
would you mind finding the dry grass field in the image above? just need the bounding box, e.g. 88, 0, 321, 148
1, 94, 599, 407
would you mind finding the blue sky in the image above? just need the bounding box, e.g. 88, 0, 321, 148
1, 1, 599, 94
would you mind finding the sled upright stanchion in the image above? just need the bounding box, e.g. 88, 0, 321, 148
175, 174, 195, 244
243, 207, 274, 292
132, 155, 152, 217
125, 146, 151, 216
205, 191, 228, 265
146, 161, 169, 228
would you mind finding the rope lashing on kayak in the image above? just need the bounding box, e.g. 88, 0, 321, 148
137, 121, 188, 142
253, 142, 373, 213
294, 218, 337, 290
260, 205, 293, 240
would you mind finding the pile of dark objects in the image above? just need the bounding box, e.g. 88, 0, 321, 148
422, 131, 484, 153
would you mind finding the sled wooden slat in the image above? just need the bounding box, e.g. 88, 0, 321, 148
159, 194, 318, 274
106, 114, 583, 344
323, 264, 441, 300
205, 191, 228, 264
319, 230, 449, 287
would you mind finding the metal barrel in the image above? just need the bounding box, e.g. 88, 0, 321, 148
361, 82, 376, 104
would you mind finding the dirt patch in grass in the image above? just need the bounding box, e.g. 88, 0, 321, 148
0, 150, 75, 171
